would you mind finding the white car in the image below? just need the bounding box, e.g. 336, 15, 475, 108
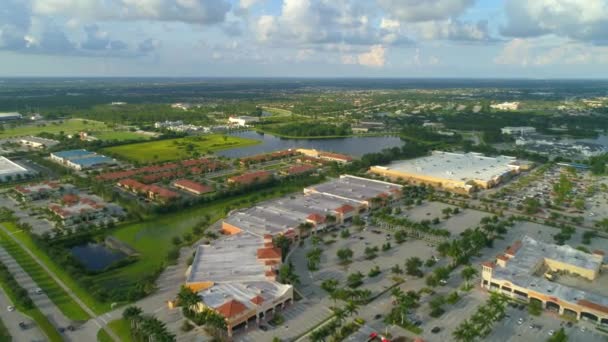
34, 288, 43, 294
7, 306, 14, 312
548, 330, 555, 336
517, 318, 524, 325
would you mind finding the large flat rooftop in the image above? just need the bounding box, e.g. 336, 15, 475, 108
224, 206, 302, 236
493, 236, 608, 308
187, 232, 268, 284
305, 174, 401, 201
199, 281, 291, 311
374, 151, 518, 183
0, 156, 28, 176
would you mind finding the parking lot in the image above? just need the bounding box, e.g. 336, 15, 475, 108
488, 305, 606, 342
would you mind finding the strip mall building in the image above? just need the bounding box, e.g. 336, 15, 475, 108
481, 236, 608, 325
183, 175, 402, 337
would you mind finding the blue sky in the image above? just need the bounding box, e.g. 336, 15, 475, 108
1, 0, 608, 78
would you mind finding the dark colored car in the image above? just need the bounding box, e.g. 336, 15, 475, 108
374, 314, 382, 320
431, 327, 441, 333
18, 322, 26, 330
260, 325, 269, 331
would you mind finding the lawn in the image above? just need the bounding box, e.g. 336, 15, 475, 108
97, 319, 132, 342
92, 180, 317, 296
91, 131, 150, 142
0, 119, 110, 139
0, 316, 9, 342
102, 134, 260, 163
0, 222, 107, 315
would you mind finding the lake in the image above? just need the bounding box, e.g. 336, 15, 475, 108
218, 131, 403, 158
71, 243, 127, 272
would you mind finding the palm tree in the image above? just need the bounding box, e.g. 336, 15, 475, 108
461, 265, 478, 289
344, 301, 359, 317
177, 286, 201, 313
453, 319, 477, 342
123, 306, 143, 330
333, 307, 347, 324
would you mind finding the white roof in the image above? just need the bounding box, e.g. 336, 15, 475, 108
377, 151, 518, 184
0, 156, 28, 175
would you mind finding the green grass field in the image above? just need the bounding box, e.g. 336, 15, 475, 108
97, 319, 132, 342
102, 134, 260, 163
0, 222, 107, 315
0, 119, 110, 139
92, 131, 150, 141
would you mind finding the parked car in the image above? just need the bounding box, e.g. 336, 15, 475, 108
18, 322, 26, 330
431, 327, 441, 333
6, 306, 14, 312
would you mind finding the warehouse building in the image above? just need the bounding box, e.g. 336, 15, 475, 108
481, 236, 608, 324
0, 156, 32, 182
0, 112, 22, 121
370, 151, 523, 194
185, 233, 293, 337
19, 136, 59, 149
50, 149, 117, 170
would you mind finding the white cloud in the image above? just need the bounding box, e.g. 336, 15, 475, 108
357, 44, 386, 67
252, 0, 411, 47
494, 38, 531, 66
377, 0, 475, 22
31, 0, 232, 25
411, 19, 491, 41
495, 37, 608, 66
502, 0, 608, 42
380, 18, 400, 31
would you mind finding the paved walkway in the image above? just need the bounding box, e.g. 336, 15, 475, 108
0, 223, 119, 341
0, 288, 46, 342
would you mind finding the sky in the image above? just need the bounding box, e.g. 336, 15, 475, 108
1, 0, 608, 78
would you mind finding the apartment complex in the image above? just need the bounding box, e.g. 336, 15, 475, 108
370, 151, 524, 194
481, 236, 608, 324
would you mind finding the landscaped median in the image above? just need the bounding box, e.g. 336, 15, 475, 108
0, 222, 104, 317
97, 319, 132, 342
0, 259, 62, 342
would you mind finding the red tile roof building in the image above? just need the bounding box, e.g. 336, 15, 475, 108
227, 170, 272, 186
173, 179, 214, 195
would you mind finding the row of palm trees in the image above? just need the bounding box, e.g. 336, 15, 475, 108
386, 287, 420, 327
122, 306, 176, 342
452, 293, 509, 341
309, 301, 361, 342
